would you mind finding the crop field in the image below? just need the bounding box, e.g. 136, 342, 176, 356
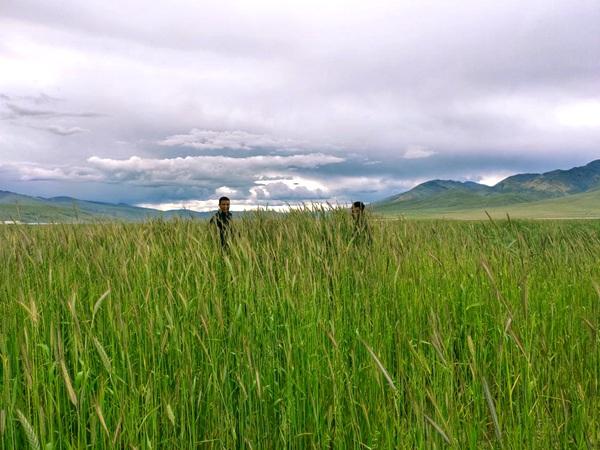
1, 212, 599, 449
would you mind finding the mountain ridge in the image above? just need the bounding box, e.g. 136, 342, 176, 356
374, 159, 600, 216
3, 159, 599, 221
0, 191, 212, 222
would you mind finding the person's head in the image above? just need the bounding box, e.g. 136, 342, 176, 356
218, 196, 230, 213
351, 201, 365, 218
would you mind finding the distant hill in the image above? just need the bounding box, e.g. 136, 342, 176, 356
0, 191, 211, 223
374, 159, 600, 218
388, 188, 600, 220
495, 159, 600, 196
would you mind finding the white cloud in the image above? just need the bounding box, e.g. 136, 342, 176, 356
2, 153, 344, 187
137, 199, 219, 212
555, 100, 600, 128
476, 172, 515, 186
403, 146, 436, 159
320, 175, 426, 195
1, 162, 102, 181
86, 153, 344, 184
136, 198, 336, 212
251, 176, 329, 199
215, 186, 238, 196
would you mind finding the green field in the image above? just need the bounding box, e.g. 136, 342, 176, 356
375, 188, 600, 220
1, 212, 599, 448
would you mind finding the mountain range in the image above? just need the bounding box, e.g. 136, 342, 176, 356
1, 159, 599, 222
373, 159, 600, 218
0, 191, 211, 223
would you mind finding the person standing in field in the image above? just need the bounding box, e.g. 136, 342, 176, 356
351, 201, 372, 245
210, 196, 232, 248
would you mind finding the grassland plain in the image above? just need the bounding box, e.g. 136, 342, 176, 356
0, 211, 599, 449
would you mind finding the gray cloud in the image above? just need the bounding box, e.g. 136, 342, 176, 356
158, 129, 318, 152
0, 93, 61, 104
32, 125, 88, 136
4, 103, 103, 119
0, 0, 599, 208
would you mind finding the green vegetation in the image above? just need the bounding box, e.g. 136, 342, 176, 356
1, 212, 599, 448
376, 188, 600, 219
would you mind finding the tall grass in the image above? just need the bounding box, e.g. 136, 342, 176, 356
0, 210, 598, 448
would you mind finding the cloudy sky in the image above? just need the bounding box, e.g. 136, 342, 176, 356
1, 0, 599, 210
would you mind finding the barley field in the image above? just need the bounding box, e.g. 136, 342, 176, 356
1, 211, 599, 449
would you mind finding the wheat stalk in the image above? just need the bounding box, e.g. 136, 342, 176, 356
60, 359, 78, 406
16, 409, 40, 450
95, 402, 110, 437
424, 413, 451, 445
166, 404, 176, 427
361, 339, 397, 391
92, 289, 111, 326
482, 376, 503, 447
93, 337, 113, 375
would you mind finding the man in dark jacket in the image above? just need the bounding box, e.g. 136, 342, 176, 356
210, 196, 232, 248
350, 201, 372, 245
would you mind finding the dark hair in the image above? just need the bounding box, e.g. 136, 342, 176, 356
352, 201, 365, 210
218, 196, 230, 204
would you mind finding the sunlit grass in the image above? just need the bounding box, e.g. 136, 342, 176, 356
1, 211, 599, 448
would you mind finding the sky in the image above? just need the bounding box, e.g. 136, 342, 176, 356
1, 0, 599, 211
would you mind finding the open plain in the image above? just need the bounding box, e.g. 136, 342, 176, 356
1, 212, 598, 448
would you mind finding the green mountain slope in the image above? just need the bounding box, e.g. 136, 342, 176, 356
0, 191, 209, 222
374, 180, 541, 214
0, 190, 49, 206
495, 159, 600, 196
408, 188, 600, 219
381, 180, 491, 203
374, 159, 600, 217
